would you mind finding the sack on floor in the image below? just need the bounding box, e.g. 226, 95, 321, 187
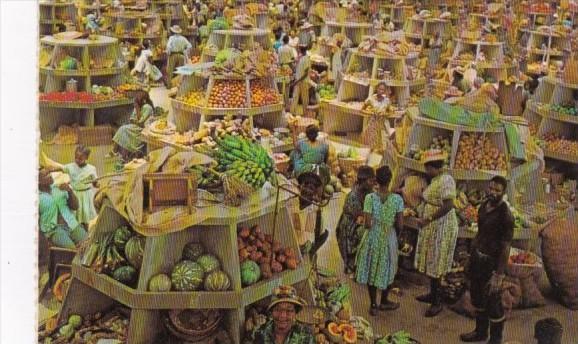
541, 217, 578, 310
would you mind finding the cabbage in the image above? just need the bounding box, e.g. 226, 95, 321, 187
59, 57, 77, 70
215, 49, 236, 65
207, 18, 229, 33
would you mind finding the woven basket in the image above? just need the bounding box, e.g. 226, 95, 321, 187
294, 117, 320, 135
338, 156, 366, 175
275, 157, 291, 174
166, 309, 222, 339
506, 248, 543, 279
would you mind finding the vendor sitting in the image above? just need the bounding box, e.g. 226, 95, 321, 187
245, 285, 314, 344
290, 124, 330, 184
39, 169, 88, 249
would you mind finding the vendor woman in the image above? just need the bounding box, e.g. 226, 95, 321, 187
290, 124, 330, 184
361, 82, 392, 151
108, 90, 155, 161
414, 152, 458, 318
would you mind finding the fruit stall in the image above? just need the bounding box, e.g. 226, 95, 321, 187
200, 28, 272, 63
39, 1, 77, 37
379, 4, 414, 30
150, 0, 196, 41
523, 28, 571, 77
75, 0, 110, 29
38, 34, 134, 141
403, 13, 452, 50
319, 34, 426, 145
321, 21, 375, 47
105, 11, 167, 64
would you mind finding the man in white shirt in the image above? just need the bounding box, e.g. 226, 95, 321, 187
278, 35, 297, 66
165, 25, 192, 88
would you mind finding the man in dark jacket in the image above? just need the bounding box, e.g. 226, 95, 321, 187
460, 176, 514, 344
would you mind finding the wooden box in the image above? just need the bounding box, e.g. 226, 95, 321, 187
78, 125, 115, 146
143, 173, 198, 214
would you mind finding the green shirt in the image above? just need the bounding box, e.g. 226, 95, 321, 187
245, 320, 314, 344
39, 185, 79, 233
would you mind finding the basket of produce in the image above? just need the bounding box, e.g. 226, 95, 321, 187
273, 153, 291, 174
376, 330, 421, 344
166, 309, 222, 340
337, 147, 366, 175
507, 247, 543, 278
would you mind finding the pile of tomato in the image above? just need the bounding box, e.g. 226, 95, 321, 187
39, 91, 96, 103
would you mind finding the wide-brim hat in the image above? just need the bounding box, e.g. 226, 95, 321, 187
267, 285, 307, 312
170, 25, 183, 34
421, 149, 448, 164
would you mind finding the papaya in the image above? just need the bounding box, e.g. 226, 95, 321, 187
342, 328, 357, 344
327, 322, 342, 336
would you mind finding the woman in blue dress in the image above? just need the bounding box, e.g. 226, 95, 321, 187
356, 166, 404, 316
290, 124, 330, 185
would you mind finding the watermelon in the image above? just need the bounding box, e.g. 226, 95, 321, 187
204, 270, 231, 291
112, 265, 137, 285
171, 260, 205, 291
148, 274, 172, 292
182, 242, 205, 261
113, 226, 133, 250
125, 236, 145, 269
240, 261, 261, 286
197, 254, 221, 273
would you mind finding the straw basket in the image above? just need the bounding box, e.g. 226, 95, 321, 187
275, 155, 291, 174
294, 117, 320, 135
166, 309, 222, 340
506, 247, 543, 279
338, 156, 366, 175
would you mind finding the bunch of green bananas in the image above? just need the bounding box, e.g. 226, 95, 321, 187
214, 134, 276, 189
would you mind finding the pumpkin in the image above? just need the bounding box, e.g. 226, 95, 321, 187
197, 254, 221, 273
204, 270, 232, 291
240, 260, 261, 286
182, 242, 205, 261
171, 260, 205, 291
124, 236, 145, 269
148, 273, 172, 292
112, 265, 137, 285
113, 226, 133, 250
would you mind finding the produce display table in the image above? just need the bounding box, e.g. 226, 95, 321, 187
404, 16, 452, 50
523, 29, 570, 76
39, 1, 77, 36
38, 35, 133, 139
201, 28, 272, 63
450, 37, 517, 82
321, 21, 375, 46
523, 76, 578, 165
379, 4, 414, 30
59, 192, 313, 344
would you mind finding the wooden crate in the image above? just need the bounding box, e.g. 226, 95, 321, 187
143, 173, 198, 214
78, 125, 115, 146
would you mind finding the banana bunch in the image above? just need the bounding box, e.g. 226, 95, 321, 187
398, 42, 410, 56
453, 191, 470, 210
214, 134, 276, 189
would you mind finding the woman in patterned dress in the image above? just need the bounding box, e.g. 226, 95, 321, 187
356, 166, 404, 316
336, 166, 375, 275
361, 82, 392, 152
414, 155, 459, 317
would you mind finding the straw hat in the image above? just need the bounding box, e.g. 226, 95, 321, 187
267, 285, 307, 312
170, 25, 183, 34
421, 149, 448, 164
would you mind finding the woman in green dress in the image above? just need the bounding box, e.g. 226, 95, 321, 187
336, 165, 375, 275
356, 166, 404, 316
108, 90, 155, 161
414, 154, 459, 317
290, 124, 330, 185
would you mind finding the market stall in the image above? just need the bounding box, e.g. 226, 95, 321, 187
39, 0, 77, 37
38, 34, 134, 142
523, 27, 571, 76
403, 14, 452, 50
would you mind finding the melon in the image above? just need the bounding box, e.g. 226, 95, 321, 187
112, 265, 137, 285
171, 260, 205, 291
124, 236, 145, 269
182, 242, 205, 261
240, 260, 261, 286
113, 226, 133, 250
197, 254, 221, 273
204, 270, 231, 291
148, 273, 172, 292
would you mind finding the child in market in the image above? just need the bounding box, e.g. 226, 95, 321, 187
131, 41, 164, 85
50, 145, 98, 227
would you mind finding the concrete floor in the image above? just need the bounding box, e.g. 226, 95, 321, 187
39, 87, 578, 343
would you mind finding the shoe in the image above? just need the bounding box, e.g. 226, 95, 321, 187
369, 304, 379, 316
379, 301, 400, 311
460, 316, 489, 342
487, 321, 504, 344
415, 293, 434, 304
424, 303, 443, 317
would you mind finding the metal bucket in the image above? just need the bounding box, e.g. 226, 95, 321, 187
66, 79, 78, 93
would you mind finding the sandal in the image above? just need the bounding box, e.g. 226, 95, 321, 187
369, 304, 379, 316
379, 301, 400, 311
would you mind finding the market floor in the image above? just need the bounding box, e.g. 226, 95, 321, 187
39, 87, 578, 343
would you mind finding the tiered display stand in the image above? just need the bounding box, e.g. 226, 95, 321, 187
106, 11, 166, 63
524, 29, 570, 76
39, 1, 77, 36
39, 35, 133, 138
321, 21, 375, 47
150, 0, 196, 41
404, 17, 452, 50
428, 2, 462, 25
200, 28, 271, 63
380, 4, 414, 30
225, 6, 269, 30
58, 195, 312, 344
523, 76, 578, 165
385, 106, 542, 216
450, 37, 517, 82
319, 47, 426, 145
171, 73, 285, 132
75, 0, 110, 29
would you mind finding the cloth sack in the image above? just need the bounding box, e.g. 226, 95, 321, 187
541, 217, 578, 309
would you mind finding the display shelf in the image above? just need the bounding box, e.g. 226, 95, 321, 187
403, 17, 452, 49
223, 6, 270, 30
526, 100, 578, 125
201, 28, 272, 62
321, 21, 375, 46
39, 1, 77, 36
171, 73, 284, 132
524, 29, 571, 71
150, 0, 197, 41
380, 4, 414, 30
59, 192, 312, 344
38, 35, 133, 137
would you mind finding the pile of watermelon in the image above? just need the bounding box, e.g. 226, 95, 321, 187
148, 242, 232, 292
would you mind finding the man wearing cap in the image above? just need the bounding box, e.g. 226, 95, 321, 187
245, 285, 314, 344
165, 25, 192, 88
298, 22, 316, 50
